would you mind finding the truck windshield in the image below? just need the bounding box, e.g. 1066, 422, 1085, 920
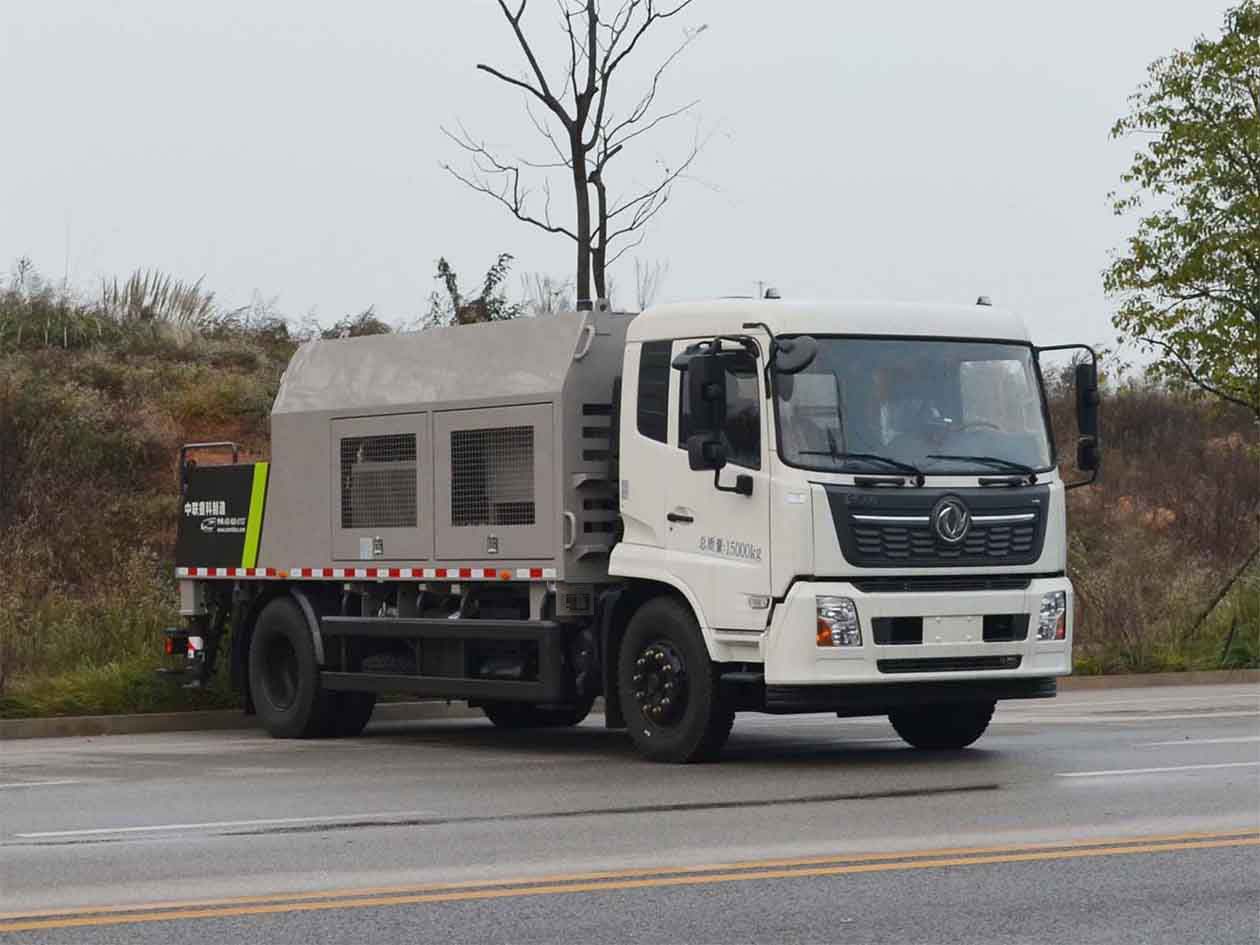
774, 337, 1053, 475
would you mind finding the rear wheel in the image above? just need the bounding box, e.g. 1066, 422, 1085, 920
249, 597, 331, 739
482, 696, 595, 729
617, 597, 733, 763
889, 701, 995, 749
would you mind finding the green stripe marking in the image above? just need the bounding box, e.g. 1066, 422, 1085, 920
241, 462, 269, 568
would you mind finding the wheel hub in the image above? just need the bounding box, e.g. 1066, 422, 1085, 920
631, 641, 687, 725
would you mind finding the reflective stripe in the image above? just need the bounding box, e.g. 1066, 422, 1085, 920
177, 566, 557, 581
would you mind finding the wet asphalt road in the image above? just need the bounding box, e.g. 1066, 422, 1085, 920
1, 683, 1257, 943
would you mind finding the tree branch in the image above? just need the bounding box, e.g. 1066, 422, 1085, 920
441, 127, 579, 242
1139, 335, 1259, 417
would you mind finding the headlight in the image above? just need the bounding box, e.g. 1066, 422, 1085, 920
1037, 591, 1067, 640
817, 596, 862, 647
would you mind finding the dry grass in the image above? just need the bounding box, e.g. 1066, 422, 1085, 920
0, 263, 292, 712
1051, 373, 1260, 674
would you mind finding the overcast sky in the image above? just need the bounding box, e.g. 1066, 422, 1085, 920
0, 1, 1233, 346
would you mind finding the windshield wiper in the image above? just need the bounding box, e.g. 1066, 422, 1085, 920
926, 454, 1037, 478
799, 435, 925, 484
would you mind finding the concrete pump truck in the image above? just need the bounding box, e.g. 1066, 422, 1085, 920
167, 299, 1100, 762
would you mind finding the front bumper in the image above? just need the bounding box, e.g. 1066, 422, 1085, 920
762, 576, 1073, 685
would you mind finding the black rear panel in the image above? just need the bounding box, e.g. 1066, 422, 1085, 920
175, 463, 266, 568
825, 484, 1049, 568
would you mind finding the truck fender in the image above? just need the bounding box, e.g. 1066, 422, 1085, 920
597, 578, 711, 730
288, 586, 326, 665
597, 588, 626, 729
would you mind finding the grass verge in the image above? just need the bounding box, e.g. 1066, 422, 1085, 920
0, 660, 237, 720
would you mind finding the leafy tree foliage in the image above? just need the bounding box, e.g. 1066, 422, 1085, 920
426, 253, 524, 326
1105, 2, 1260, 419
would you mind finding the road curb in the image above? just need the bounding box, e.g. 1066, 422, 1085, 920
2, 671, 1255, 740
0, 700, 488, 741
1058, 669, 1260, 690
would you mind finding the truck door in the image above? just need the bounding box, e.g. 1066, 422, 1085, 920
664, 340, 772, 631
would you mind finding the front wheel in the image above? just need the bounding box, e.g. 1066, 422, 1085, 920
889, 701, 995, 749
617, 597, 733, 763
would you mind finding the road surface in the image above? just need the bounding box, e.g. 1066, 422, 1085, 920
2, 683, 1257, 943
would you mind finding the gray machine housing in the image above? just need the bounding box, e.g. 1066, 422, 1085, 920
256, 309, 632, 582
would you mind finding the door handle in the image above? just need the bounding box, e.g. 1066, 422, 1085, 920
667, 509, 694, 524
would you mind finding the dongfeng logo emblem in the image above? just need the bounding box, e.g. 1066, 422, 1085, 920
932, 497, 971, 544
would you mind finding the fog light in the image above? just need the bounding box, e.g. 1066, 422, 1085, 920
817, 596, 862, 647
1037, 591, 1067, 640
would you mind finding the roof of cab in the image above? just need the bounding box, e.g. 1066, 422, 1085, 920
625, 299, 1033, 345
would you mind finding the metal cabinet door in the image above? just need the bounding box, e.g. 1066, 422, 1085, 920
331, 413, 432, 561
434, 404, 556, 561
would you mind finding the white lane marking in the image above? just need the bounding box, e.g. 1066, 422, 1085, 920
0, 780, 83, 790
1140, 736, 1260, 748
16, 810, 437, 839
997, 711, 1260, 724
1058, 761, 1260, 778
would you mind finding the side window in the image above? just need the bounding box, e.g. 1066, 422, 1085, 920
678, 351, 761, 470
636, 340, 671, 442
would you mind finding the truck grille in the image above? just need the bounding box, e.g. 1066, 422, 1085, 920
825, 485, 1049, 568
851, 519, 1037, 562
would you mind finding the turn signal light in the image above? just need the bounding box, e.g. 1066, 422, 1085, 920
1037, 591, 1068, 641
816, 596, 862, 647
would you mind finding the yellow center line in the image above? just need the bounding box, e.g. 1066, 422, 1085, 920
1, 827, 1251, 922
1, 833, 1256, 933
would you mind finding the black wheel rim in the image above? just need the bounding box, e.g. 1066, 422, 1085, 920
631, 640, 688, 726
261, 634, 299, 711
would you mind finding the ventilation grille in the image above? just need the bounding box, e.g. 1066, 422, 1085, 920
850, 575, 1034, 593
877, 655, 1022, 674
450, 426, 535, 527
340, 434, 417, 529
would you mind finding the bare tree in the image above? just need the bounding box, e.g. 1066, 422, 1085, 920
634, 258, 669, 310
442, 1, 705, 310
521, 272, 575, 316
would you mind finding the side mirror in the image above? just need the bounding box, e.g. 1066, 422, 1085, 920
687, 434, 727, 472
686, 351, 728, 437
1077, 438, 1099, 472
1074, 361, 1100, 473
772, 335, 818, 374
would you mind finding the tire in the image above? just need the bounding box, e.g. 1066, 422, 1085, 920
482, 695, 595, 729
249, 597, 332, 739
889, 701, 995, 750
617, 596, 734, 763
326, 692, 377, 737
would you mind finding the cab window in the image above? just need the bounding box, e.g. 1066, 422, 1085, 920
678, 351, 761, 470
636, 340, 672, 443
